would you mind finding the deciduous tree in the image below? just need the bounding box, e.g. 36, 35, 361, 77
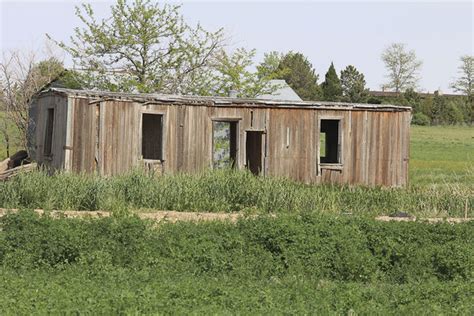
49, 0, 225, 94
256, 51, 284, 79
451, 55, 474, 98
211, 48, 276, 98
381, 43, 422, 93
0, 51, 65, 151
431, 91, 447, 125
450, 55, 473, 123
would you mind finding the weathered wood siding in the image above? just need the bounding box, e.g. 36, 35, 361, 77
30, 92, 410, 186
316, 110, 410, 187
70, 99, 141, 175
71, 97, 96, 173
266, 108, 316, 182
31, 94, 68, 170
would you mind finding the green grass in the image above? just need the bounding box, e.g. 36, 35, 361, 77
410, 126, 474, 186
0, 211, 472, 314
0, 168, 471, 217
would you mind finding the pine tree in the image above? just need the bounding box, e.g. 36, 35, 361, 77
274, 52, 321, 101
321, 62, 342, 101
340, 65, 368, 103
401, 88, 421, 112
431, 91, 447, 125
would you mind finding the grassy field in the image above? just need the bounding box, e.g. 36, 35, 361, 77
1, 167, 472, 217
410, 126, 473, 186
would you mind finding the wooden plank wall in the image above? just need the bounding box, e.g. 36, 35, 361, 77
71, 98, 96, 173
70, 99, 141, 176
33, 94, 68, 170
323, 109, 410, 187
100, 101, 141, 175
44, 95, 410, 186
266, 108, 316, 182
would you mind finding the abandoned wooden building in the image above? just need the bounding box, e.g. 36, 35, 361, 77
28, 88, 411, 187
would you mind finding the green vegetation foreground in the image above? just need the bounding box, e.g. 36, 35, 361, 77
0, 166, 471, 217
0, 211, 473, 314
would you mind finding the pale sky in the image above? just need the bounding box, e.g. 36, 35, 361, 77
1, 0, 473, 93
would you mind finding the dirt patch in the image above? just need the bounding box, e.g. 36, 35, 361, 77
0, 208, 245, 223
0, 208, 471, 224
375, 215, 472, 223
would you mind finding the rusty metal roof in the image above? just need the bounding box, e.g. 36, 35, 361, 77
39, 87, 411, 111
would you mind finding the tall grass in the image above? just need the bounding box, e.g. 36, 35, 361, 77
0, 168, 471, 217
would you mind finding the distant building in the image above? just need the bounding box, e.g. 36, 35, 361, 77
368, 90, 464, 98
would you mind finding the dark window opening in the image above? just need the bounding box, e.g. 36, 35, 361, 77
320, 119, 341, 164
142, 113, 163, 160
213, 121, 238, 169
44, 108, 54, 157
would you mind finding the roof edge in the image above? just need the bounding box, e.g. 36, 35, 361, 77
38, 87, 412, 111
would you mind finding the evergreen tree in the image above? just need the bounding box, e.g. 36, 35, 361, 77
340, 65, 368, 103
321, 62, 342, 101
401, 88, 421, 112
274, 52, 321, 101
419, 95, 434, 118
445, 101, 465, 125
431, 91, 447, 125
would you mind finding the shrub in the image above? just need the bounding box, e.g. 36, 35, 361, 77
411, 112, 431, 126
1, 211, 472, 314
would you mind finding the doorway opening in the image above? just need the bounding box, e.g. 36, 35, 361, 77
246, 131, 264, 175
212, 121, 238, 169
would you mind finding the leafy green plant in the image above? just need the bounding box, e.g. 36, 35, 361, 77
0, 211, 472, 314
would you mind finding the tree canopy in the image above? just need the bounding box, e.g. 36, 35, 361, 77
340, 65, 368, 103
211, 48, 276, 98
49, 0, 274, 97
321, 62, 342, 101
450, 55, 473, 123
451, 55, 473, 98
269, 52, 321, 101
381, 43, 422, 93
0, 53, 67, 150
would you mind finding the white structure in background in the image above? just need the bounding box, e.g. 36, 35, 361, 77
257, 80, 303, 101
